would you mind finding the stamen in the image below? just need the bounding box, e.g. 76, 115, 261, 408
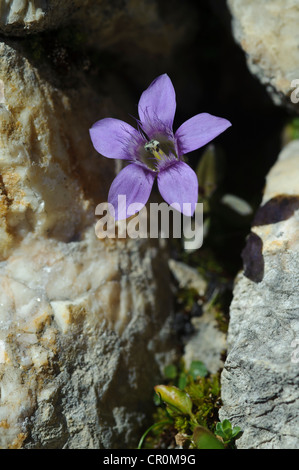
144, 140, 165, 161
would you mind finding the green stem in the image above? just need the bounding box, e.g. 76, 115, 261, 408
190, 413, 200, 427
137, 419, 173, 449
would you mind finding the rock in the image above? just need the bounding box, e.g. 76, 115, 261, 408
227, 0, 299, 110
0, 0, 82, 35
0, 1, 198, 99
183, 310, 226, 375
0, 39, 116, 257
0, 0, 197, 62
168, 259, 207, 297
0, 231, 174, 449
220, 140, 299, 449
0, 38, 176, 449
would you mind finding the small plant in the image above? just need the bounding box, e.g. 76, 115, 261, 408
215, 419, 242, 447
138, 361, 242, 449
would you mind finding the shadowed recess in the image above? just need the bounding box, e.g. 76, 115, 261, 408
253, 195, 299, 226
241, 232, 264, 283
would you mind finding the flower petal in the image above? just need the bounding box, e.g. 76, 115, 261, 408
157, 161, 198, 216
175, 113, 231, 155
138, 74, 176, 131
89, 118, 140, 160
108, 163, 155, 220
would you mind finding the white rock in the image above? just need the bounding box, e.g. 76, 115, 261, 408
228, 0, 299, 110
0, 340, 7, 364
168, 259, 207, 296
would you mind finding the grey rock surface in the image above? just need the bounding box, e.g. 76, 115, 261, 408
220, 140, 299, 449
227, 0, 299, 111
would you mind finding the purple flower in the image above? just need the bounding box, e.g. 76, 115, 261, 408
90, 74, 231, 220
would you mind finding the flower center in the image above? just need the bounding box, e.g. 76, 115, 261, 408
144, 140, 165, 161
138, 137, 178, 172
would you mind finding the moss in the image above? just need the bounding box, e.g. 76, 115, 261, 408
139, 363, 243, 449
140, 359, 223, 449
173, 415, 190, 434
176, 287, 201, 313
186, 374, 221, 431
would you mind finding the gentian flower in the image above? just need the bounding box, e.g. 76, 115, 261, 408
90, 74, 231, 220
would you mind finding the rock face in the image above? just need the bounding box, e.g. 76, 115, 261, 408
0, 39, 115, 259
0, 0, 196, 61
220, 140, 299, 449
0, 231, 174, 449
227, 0, 299, 110
0, 5, 185, 447
0, 0, 81, 35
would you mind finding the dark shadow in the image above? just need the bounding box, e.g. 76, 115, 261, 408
242, 195, 299, 283
241, 232, 264, 283
253, 195, 299, 226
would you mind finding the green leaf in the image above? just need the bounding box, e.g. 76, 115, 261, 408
231, 426, 242, 439
221, 419, 232, 432
215, 422, 226, 439
178, 373, 187, 390
189, 360, 208, 379
216, 420, 232, 440
164, 364, 178, 380
154, 385, 193, 416
216, 420, 242, 444
193, 426, 224, 449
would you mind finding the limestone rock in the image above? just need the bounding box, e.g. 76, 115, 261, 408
0, 1, 198, 107
220, 140, 299, 449
0, 231, 174, 449
227, 0, 299, 110
0, 39, 116, 258
183, 310, 226, 375
0, 38, 176, 448
0, 0, 199, 101
0, 0, 197, 60
0, 0, 82, 35
168, 259, 207, 297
